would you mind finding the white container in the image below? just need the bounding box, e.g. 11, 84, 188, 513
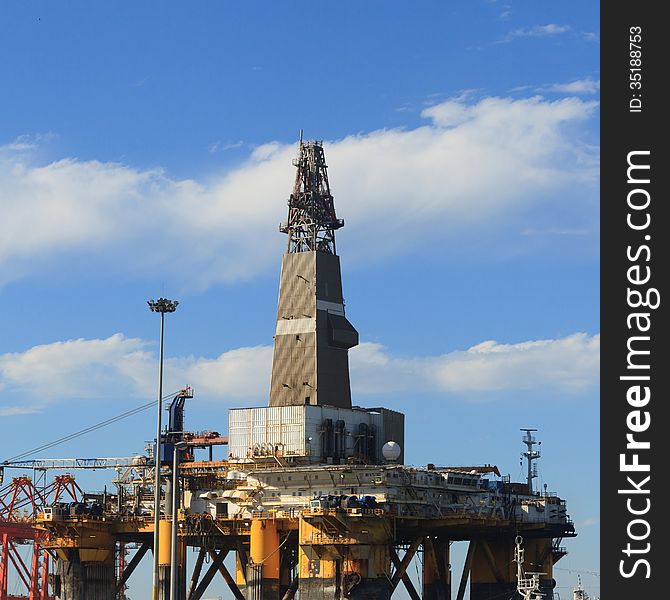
228, 405, 398, 464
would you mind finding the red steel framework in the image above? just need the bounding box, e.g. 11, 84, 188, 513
0, 475, 82, 600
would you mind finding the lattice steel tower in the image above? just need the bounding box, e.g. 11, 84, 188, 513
270, 136, 359, 408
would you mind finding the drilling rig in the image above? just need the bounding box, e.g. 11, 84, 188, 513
26, 137, 575, 600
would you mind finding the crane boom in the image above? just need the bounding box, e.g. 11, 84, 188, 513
2, 456, 148, 470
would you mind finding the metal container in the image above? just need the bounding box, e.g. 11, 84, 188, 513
228, 405, 404, 464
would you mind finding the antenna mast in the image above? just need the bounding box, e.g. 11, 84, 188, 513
521, 428, 541, 494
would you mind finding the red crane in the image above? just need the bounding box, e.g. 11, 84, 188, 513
0, 475, 81, 600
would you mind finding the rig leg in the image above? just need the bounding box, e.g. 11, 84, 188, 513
157, 519, 187, 600
422, 537, 451, 600
157, 519, 171, 600
279, 531, 297, 599
522, 537, 556, 599
469, 537, 556, 600
298, 517, 392, 600
248, 519, 281, 600
55, 548, 115, 600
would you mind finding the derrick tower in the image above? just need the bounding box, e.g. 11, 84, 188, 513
270, 136, 358, 409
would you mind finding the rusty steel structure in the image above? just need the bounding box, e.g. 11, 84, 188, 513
280, 132, 343, 255
7, 137, 576, 600
0, 475, 81, 600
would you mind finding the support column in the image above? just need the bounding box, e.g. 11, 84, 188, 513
422, 537, 451, 600
279, 532, 297, 599
523, 537, 556, 599
297, 517, 391, 600
342, 547, 391, 600
470, 537, 514, 600
248, 519, 281, 600
470, 537, 555, 600
0, 533, 8, 597
297, 542, 337, 599
175, 539, 187, 600
55, 547, 115, 600
157, 520, 186, 600
157, 520, 171, 600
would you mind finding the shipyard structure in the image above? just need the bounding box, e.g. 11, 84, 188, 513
2, 138, 575, 600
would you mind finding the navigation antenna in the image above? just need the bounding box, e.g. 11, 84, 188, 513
572, 575, 590, 600
521, 428, 541, 494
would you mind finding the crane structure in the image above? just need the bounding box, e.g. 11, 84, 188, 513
11, 138, 575, 600
0, 475, 82, 600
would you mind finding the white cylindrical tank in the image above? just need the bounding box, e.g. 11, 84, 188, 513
132, 454, 148, 466
382, 441, 401, 462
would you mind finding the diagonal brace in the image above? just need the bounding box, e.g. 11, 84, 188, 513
390, 536, 424, 590
456, 540, 477, 600
207, 549, 245, 600
116, 542, 151, 593
187, 547, 206, 599
189, 549, 228, 600
389, 547, 421, 600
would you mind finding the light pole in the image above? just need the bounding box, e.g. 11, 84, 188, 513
148, 297, 179, 600
169, 441, 188, 600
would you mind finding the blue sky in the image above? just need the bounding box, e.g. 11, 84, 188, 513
1, 1, 599, 597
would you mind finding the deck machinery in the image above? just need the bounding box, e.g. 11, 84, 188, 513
33, 137, 575, 600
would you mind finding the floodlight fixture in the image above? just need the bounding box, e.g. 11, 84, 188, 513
148, 298, 179, 313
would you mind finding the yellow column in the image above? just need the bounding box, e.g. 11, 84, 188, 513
249, 519, 281, 599
158, 520, 172, 566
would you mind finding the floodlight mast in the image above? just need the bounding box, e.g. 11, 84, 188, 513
148, 297, 179, 600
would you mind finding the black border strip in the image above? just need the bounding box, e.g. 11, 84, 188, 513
601, 3, 667, 598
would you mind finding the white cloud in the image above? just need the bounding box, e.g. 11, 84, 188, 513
165, 346, 274, 401
0, 332, 599, 415
350, 333, 599, 394
539, 78, 600, 95
504, 24, 571, 41
0, 93, 598, 287
0, 334, 153, 399
0, 334, 272, 408
0, 405, 41, 417
209, 140, 244, 153
581, 31, 599, 42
